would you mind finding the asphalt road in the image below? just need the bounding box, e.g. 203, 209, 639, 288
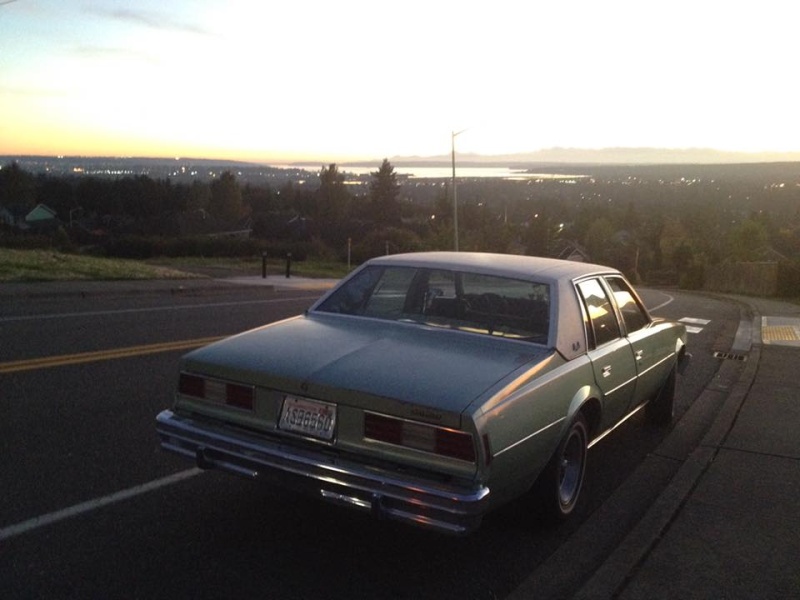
0, 286, 742, 599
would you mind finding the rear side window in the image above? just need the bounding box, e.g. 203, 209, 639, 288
316, 266, 384, 314
362, 267, 417, 318
577, 278, 621, 347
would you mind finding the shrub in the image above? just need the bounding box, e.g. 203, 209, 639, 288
100, 235, 317, 262
350, 227, 424, 263
0, 232, 53, 250
679, 264, 705, 290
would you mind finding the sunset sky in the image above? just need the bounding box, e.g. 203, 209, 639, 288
1, 0, 797, 164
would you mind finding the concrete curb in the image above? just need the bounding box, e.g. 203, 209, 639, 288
506, 295, 761, 600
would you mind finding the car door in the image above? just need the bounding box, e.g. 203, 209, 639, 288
604, 275, 673, 409
576, 278, 638, 430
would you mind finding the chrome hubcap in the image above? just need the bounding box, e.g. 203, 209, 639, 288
558, 430, 584, 505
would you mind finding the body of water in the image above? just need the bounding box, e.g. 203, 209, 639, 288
275, 164, 588, 180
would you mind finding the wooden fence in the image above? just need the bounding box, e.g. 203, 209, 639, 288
703, 262, 779, 296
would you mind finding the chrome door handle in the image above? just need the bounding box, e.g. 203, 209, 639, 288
602, 365, 612, 378
635, 350, 644, 361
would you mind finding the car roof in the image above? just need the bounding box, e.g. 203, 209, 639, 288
367, 252, 617, 283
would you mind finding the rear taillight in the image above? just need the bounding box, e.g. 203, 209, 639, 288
364, 412, 403, 444
364, 412, 476, 462
435, 428, 477, 462
225, 383, 255, 410
178, 373, 254, 411
179, 373, 205, 397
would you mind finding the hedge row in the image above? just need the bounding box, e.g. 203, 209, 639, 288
777, 260, 800, 298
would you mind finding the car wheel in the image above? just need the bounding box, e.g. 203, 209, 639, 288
534, 412, 588, 520
645, 365, 676, 427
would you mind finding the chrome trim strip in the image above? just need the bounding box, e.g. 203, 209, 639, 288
320, 490, 373, 510
603, 373, 638, 397
494, 417, 566, 458
588, 402, 647, 449
635, 351, 675, 378
599, 351, 675, 397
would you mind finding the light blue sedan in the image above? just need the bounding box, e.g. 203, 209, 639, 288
156, 252, 688, 534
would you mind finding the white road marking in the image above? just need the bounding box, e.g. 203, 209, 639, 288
646, 292, 674, 312
645, 294, 708, 334
0, 468, 202, 542
680, 317, 711, 325
680, 317, 711, 334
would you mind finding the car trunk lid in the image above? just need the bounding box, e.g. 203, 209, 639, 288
180, 312, 548, 424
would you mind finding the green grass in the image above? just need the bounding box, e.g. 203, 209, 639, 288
0, 248, 200, 282
147, 256, 352, 279
0, 248, 351, 282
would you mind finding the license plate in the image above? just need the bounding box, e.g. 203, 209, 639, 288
279, 395, 337, 441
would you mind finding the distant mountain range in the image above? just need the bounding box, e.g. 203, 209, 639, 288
363, 147, 800, 168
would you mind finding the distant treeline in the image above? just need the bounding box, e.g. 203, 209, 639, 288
2, 159, 800, 293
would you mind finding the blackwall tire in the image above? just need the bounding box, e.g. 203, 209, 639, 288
535, 412, 589, 521
646, 365, 676, 427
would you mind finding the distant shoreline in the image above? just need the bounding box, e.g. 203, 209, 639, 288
3, 155, 799, 186
4, 146, 800, 171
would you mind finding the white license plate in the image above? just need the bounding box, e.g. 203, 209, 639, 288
279, 396, 337, 440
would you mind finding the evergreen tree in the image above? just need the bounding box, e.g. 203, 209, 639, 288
186, 180, 211, 213
583, 217, 616, 264
0, 162, 37, 213
209, 171, 245, 225
316, 164, 349, 227
369, 158, 401, 227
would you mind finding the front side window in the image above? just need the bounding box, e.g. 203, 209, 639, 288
316, 266, 550, 343
577, 278, 621, 347
606, 276, 649, 333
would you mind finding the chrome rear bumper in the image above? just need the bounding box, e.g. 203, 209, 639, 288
156, 410, 489, 535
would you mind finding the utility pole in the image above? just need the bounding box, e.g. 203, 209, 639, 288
451, 129, 467, 251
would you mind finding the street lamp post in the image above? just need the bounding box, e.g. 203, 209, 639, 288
451, 129, 466, 252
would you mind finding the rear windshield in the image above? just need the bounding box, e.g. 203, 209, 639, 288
315, 266, 550, 343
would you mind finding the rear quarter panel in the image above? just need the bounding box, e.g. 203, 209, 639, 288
474, 354, 599, 505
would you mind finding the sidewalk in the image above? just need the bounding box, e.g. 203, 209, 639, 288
223, 274, 339, 292
574, 296, 800, 599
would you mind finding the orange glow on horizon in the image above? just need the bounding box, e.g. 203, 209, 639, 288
1, 118, 362, 164
1, 2, 797, 161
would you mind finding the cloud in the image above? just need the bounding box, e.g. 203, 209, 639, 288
0, 84, 64, 98
89, 7, 211, 36
71, 43, 157, 64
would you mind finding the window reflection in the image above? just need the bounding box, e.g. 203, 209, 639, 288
577, 279, 620, 346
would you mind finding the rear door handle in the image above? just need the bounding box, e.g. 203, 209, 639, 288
601, 365, 612, 378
